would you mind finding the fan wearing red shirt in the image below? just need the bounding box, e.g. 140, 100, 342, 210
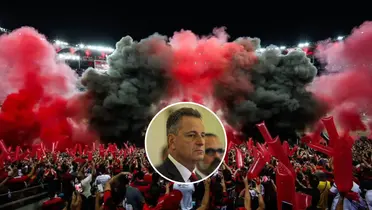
113, 161, 122, 175
6, 162, 37, 189
209, 174, 228, 210
234, 168, 248, 196
144, 179, 211, 210
130, 171, 150, 194
0, 167, 16, 188
144, 166, 154, 184
41, 188, 65, 210
101, 172, 130, 210
143, 188, 183, 210
235, 175, 254, 210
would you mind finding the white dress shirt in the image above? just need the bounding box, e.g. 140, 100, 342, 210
168, 154, 195, 182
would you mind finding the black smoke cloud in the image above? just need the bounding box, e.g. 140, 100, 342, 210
81, 35, 171, 145
81, 31, 326, 145
217, 46, 327, 142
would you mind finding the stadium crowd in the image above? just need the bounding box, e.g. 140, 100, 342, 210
0, 137, 370, 210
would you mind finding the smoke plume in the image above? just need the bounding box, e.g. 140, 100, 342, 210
168, 29, 257, 103
81, 35, 171, 145
0, 27, 92, 148
82, 29, 261, 145
0, 27, 334, 147
217, 47, 326, 142
310, 21, 372, 132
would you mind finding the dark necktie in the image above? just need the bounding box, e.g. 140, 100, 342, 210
189, 172, 198, 182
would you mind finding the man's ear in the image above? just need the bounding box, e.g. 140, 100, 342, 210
168, 134, 176, 150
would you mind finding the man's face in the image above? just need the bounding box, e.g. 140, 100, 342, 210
170, 116, 205, 163
201, 136, 224, 168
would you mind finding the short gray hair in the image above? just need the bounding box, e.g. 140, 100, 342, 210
166, 107, 202, 136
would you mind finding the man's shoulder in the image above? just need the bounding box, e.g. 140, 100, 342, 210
97, 174, 111, 179
157, 159, 182, 181
82, 174, 92, 183
156, 159, 173, 172
156, 162, 168, 174
127, 185, 141, 193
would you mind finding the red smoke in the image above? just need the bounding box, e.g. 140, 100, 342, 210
311, 21, 372, 131
0, 27, 94, 149
168, 28, 257, 105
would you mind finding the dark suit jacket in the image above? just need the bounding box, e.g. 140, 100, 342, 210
156, 157, 202, 183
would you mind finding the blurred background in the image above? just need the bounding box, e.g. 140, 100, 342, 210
146, 103, 226, 166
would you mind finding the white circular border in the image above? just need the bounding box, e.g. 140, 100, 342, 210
145, 101, 228, 184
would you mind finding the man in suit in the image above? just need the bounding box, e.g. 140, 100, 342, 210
196, 133, 224, 178
157, 107, 205, 182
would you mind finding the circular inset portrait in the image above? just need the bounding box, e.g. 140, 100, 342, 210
145, 102, 227, 184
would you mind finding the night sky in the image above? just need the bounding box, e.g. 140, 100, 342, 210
1, 7, 371, 144
0, 9, 371, 48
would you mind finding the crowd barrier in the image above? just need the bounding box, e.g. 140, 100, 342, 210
0, 183, 49, 209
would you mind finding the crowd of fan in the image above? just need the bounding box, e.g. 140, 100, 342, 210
0, 138, 371, 210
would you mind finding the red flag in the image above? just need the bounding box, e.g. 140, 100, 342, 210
266, 137, 293, 176
248, 152, 266, 178
235, 147, 243, 168
83, 145, 88, 155
0, 140, 9, 155
256, 122, 273, 142
296, 192, 312, 210
322, 116, 339, 148
52, 142, 56, 153
282, 141, 290, 157
0, 154, 3, 169
73, 144, 78, 155
307, 143, 333, 156
224, 141, 235, 163
333, 133, 353, 192
88, 152, 92, 161
276, 163, 296, 210
289, 145, 298, 157
256, 143, 271, 163
15, 146, 20, 161
78, 144, 82, 155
